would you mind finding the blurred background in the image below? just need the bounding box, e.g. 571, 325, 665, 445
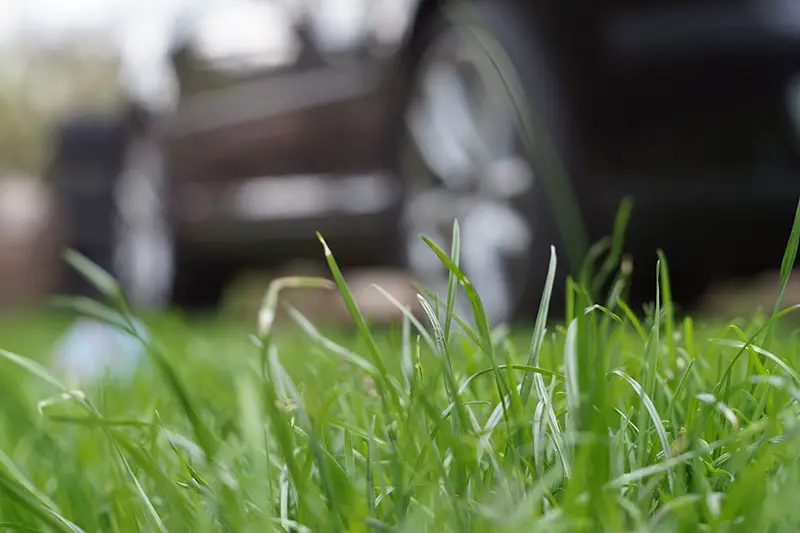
0, 0, 420, 326
3, 0, 800, 331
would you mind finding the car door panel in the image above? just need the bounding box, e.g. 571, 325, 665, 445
164, 0, 423, 183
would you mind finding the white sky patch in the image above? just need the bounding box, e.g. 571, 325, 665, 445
191, 0, 300, 70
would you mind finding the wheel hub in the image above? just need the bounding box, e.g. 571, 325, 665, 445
113, 134, 175, 309
401, 28, 535, 325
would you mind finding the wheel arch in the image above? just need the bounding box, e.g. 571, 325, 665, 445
398, 0, 584, 69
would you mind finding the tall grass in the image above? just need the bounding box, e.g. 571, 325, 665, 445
2, 202, 800, 532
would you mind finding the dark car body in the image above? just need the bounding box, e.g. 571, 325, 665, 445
55, 0, 800, 312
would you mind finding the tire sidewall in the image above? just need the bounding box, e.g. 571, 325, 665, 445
51, 111, 175, 308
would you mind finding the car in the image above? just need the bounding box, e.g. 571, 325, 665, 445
50, 0, 800, 324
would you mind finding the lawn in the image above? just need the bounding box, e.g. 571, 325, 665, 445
2, 211, 800, 533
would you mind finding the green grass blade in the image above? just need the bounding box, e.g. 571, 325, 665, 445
521, 246, 557, 407
0, 473, 85, 533
765, 198, 800, 349
617, 299, 648, 342
420, 235, 511, 425
593, 197, 634, 294
611, 370, 675, 492
370, 284, 436, 353
563, 319, 580, 442
317, 233, 397, 410
285, 305, 379, 376
657, 250, 676, 361
711, 338, 800, 384
417, 294, 468, 439
636, 260, 662, 475
62, 250, 124, 306
443, 220, 461, 344
0, 348, 72, 393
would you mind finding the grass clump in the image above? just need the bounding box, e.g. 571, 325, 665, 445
1, 203, 800, 532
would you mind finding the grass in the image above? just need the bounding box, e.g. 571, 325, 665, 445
2, 203, 800, 532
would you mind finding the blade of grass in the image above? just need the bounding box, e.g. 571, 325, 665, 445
285, 305, 379, 376
417, 294, 468, 437
443, 219, 461, 344
636, 260, 662, 475
765, 198, 800, 349
611, 370, 675, 492
593, 197, 634, 295
520, 246, 557, 407
420, 235, 512, 427
317, 233, 398, 412
657, 250, 676, 362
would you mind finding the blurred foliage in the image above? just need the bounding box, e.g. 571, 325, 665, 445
0, 47, 124, 177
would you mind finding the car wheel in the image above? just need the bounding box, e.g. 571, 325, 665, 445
52, 113, 175, 309
113, 128, 175, 309
170, 251, 235, 312
394, 0, 588, 326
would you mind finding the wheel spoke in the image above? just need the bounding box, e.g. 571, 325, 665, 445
400, 28, 537, 324
113, 136, 175, 309
408, 63, 479, 189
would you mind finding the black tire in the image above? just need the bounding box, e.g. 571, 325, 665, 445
392, 0, 589, 324
50, 111, 230, 312
170, 250, 234, 312
50, 114, 130, 301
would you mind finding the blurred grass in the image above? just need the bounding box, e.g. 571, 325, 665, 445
1, 203, 800, 532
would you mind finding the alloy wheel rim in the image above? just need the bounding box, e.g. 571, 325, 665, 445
401, 28, 535, 326
113, 133, 175, 309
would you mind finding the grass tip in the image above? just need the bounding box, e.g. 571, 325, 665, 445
316, 232, 332, 257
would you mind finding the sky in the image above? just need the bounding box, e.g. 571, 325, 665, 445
0, 0, 194, 48
0, 0, 373, 110
0, 0, 410, 58
0, 0, 208, 111
0, 0, 410, 98
0, 0, 414, 117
